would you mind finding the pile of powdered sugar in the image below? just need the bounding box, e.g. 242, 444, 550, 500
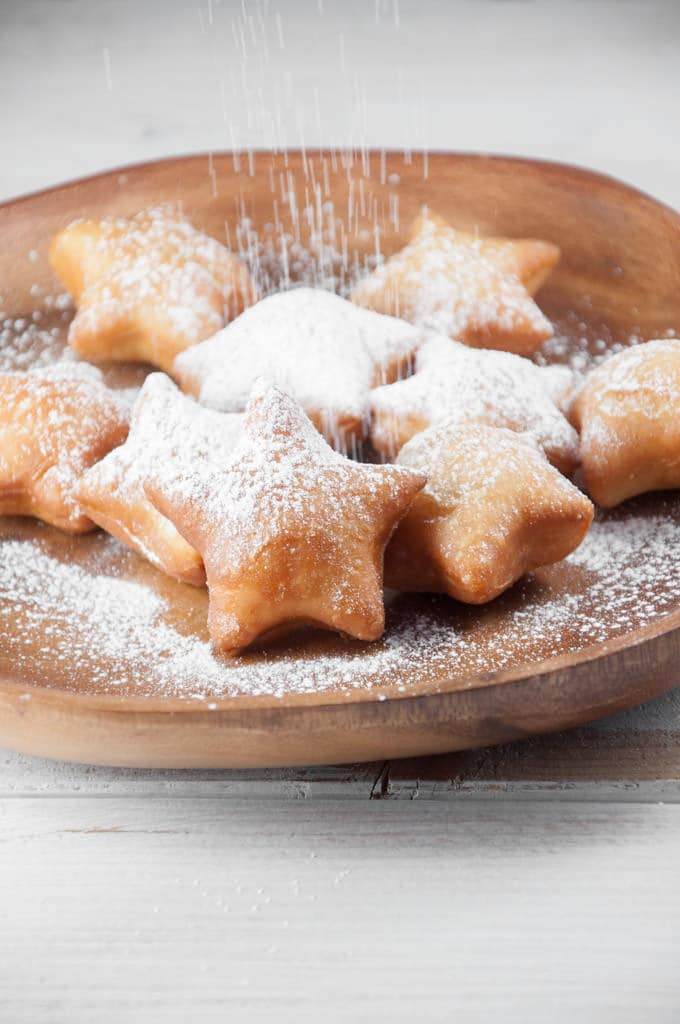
173, 287, 422, 449
0, 533, 453, 699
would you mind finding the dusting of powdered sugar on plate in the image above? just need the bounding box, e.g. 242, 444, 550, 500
0, 297, 74, 373
1, 503, 679, 703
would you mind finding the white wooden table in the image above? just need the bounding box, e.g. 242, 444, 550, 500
2, 1, 680, 1020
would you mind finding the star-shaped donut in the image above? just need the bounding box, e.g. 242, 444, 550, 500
49, 205, 259, 374
368, 333, 578, 472
76, 373, 244, 584
144, 379, 426, 654
173, 287, 424, 451
0, 363, 130, 533
386, 422, 594, 603
351, 209, 559, 355
571, 339, 680, 507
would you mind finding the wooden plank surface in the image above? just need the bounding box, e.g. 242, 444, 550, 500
383, 687, 680, 798
1, 798, 679, 1022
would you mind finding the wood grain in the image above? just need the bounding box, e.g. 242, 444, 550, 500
1, 797, 679, 1022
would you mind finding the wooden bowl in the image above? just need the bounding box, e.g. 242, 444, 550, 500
0, 150, 679, 768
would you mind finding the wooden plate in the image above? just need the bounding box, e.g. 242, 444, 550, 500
1, 150, 679, 768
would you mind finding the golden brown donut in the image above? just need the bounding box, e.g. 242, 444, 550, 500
0, 363, 130, 533
386, 422, 594, 603
369, 333, 578, 473
77, 373, 244, 584
351, 209, 560, 355
144, 379, 426, 654
49, 205, 258, 374
571, 339, 680, 507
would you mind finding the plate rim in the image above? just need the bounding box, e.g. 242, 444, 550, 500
2, 147, 679, 218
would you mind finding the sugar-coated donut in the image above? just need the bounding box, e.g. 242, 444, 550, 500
144, 380, 426, 654
386, 422, 593, 603
571, 339, 680, 506
49, 205, 258, 374
174, 288, 424, 452
351, 209, 559, 355
369, 333, 578, 473
0, 363, 130, 532
77, 373, 243, 584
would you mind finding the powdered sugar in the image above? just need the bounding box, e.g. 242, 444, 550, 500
397, 422, 582, 514
58, 206, 252, 346
0, 363, 130, 527
174, 288, 422, 449
577, 338, 680, 410
1, 200, 679, 703
369, 333, 579, 468
0, 315, 73, 373
145, 380, 420, 592
0, 304, 148, 398
1, 501, 678, 701
351, 212, 553, 346
77, 373, 243, 575
85, 374, 243, 494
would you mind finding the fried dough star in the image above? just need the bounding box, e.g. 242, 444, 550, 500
49, 205, 258, 374
386, 422, 594, 603
571, 339, 680, 507
0, 363, 130, 532
144, 379, 426, 654
351, 209, 559, 355
368, 333, 578, 472
173, 287, 423, 451
77, 373, 243, 584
